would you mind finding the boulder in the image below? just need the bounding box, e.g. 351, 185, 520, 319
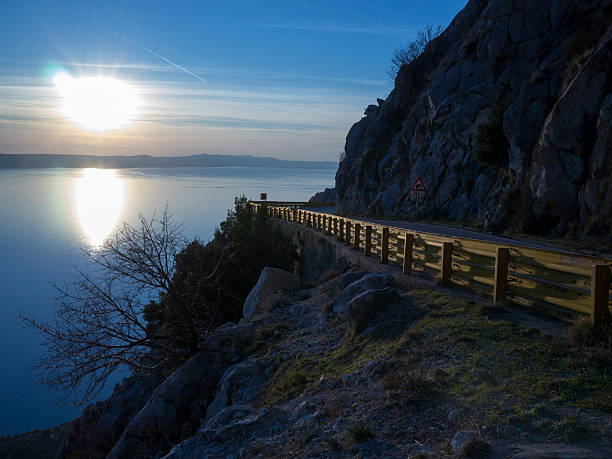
205, 361, 265, 420
58, 373, 163, 459
243, 267, 300, 319
106, 322, 255, 459
348, 287, 400, 331
451, 430, 481, 453
163, 407, 290, 458
317, 270, 368, 295
333, 272, 395, 313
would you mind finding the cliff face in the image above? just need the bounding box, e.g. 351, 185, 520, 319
336, 0, 612, 244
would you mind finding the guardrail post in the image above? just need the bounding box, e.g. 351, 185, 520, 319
403, 233, 414, 274
364, 225, 372, 257
317, 214, 321, 230
353, 223, 361, 250
333, 218, 338, 237
441, 242, 453, 283
338, 219, 344, 241
345, 221, 351, 246
381, 227, 389, 264
493, 247, 510, 304
591, 264, 611, 327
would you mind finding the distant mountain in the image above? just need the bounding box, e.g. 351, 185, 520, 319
0, 154, 337, 170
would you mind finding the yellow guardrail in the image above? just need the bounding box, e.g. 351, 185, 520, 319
252, 202, 612, 327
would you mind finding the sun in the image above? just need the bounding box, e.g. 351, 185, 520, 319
52, 72, 140, 131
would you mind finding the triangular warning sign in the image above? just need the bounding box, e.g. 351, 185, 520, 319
411, 176, 427, 192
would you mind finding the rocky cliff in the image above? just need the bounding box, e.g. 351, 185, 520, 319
336, 0, 612, 246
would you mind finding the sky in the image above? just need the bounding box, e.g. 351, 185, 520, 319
0, 1, 467, 161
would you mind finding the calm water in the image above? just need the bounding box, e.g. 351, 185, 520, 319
0, 166, 334, 435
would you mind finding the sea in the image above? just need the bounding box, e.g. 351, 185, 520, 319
0, 166, 335, 435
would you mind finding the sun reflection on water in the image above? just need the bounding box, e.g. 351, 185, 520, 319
74, 169, 125, 247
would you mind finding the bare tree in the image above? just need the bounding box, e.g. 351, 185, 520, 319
387, 25, 443, 83
22, 207, 222, 403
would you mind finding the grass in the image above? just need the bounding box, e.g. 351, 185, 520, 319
567, 317, 612, 350
405, 289, 612, 412
260, 286, 611, 450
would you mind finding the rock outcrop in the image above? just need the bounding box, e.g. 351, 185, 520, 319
308, 187, 337, 204
57, 373, 163, 459
106, 322, 255, 458
243, 267, 300, 319
333, 271, 396, 313
335, 0, 612, 246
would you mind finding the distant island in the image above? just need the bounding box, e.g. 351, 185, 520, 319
0, 153, 337, 170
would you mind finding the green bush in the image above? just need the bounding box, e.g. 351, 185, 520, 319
145, 196, 297, 358
474, 99, 509, 168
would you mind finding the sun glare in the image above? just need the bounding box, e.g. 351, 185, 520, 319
53, 72, 140, 131
74, 169, 125, 247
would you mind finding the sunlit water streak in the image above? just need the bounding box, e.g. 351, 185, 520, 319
74, 169, 125, 247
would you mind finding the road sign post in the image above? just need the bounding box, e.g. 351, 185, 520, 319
410, 176, 427, 219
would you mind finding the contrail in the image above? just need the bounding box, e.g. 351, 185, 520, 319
109, 29, 206, 84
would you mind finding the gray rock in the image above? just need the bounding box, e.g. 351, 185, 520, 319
511, 443, 605, 458
165, 407, 290, 458
451, 430, 480, 453
333, 272, 395, 313
205, 362, 265, 420
309, 187, 337, 204
334, 0, 612, 244
58, 373, 163, 459
317, 270, 368, 295
348, 287, 400, 330
107, 322, 255, 459
243, 267, 299, 319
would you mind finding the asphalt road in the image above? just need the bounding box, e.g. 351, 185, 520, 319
306, 207, 604, 256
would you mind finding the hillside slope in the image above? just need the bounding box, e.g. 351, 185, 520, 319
336, 0, 612, 247
56, 270, 612, 458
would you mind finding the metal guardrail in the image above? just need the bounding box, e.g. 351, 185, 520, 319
251, 201, 335, 209
252, 202, 612, 327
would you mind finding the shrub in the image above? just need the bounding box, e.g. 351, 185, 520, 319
459, 438, 491, 458
347, 423, 376, 444
387, 25, 443, 82
474, 99, 509, 168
